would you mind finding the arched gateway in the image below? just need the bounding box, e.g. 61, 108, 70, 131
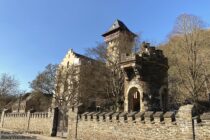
124, 85, 145, 112
128, 87, 140, 112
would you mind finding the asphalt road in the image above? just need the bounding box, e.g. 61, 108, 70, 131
0, 129, 65, 140
0, 130, 37, 140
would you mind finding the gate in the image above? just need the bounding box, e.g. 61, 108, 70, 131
51, 107, 68, 138
56, 109, 68, 138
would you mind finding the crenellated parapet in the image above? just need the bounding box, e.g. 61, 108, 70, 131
78, 111, 177, 125
71, 105, 210, 126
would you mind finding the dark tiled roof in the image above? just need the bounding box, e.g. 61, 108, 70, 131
109, 19, 129, 31
74, 52, 96, 62
102, 19, 136, 37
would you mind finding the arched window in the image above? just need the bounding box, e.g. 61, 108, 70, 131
67, 61, 69, 68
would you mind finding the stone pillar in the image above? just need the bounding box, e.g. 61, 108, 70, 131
47, 107, 53, 136
0, 109, 6, 128
124, 96, 128, 112
176, 105, 194, 140
67, 107, 79, 140
177, 105, 194, 120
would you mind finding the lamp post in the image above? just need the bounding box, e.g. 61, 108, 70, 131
192, 116, 198, 140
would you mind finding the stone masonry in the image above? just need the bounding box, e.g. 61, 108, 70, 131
0, 109, 54, 136
68, 105, 210, 140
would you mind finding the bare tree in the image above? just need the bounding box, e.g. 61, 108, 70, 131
0, 73, 19, 96
30, 64, 57, 95
54, 65, 79, 137
54, 64, 79, 110
169, 13, 210, 107
85, 43, 107, 63
86, 43, 128, 112
105, 61, 124, 111
0, 73, 19, 110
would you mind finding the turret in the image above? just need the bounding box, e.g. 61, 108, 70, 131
120, 42, 169, 112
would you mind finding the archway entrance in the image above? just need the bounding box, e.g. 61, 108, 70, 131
128, 87, 140, 112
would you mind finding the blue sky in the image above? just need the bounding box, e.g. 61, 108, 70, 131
0, 0, 210, 91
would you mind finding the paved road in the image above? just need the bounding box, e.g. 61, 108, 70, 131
0, 129, 65, 140
0, 130, 37, 140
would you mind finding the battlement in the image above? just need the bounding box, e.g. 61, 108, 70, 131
121, 53, 139, 63
68, 105, 210, 125
121, 48, 167, 66
77, 110, 210, 125
79, 111, 177, 124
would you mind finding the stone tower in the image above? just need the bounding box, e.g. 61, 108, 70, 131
121, 42, 169, 112
102, 20, 136, 63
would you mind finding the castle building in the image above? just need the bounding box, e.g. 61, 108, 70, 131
56, 20, 169, 114
102, 20, 169, 112
55, 49, 105, 110
54, 49, 106, 136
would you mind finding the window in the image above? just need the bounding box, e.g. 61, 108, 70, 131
67, 61, 69, 68
133, 92, 138, 99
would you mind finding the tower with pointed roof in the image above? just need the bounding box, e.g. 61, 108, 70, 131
102, 20, 136, 63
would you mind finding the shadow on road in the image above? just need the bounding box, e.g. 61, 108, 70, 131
0, 130, 37, 139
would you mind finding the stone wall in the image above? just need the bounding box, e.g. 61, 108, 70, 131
0, 111, 53, 135
68, 105, 210, 140
3, 113, 28, 131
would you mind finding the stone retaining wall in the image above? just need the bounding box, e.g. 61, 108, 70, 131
68, 105, 210, 140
